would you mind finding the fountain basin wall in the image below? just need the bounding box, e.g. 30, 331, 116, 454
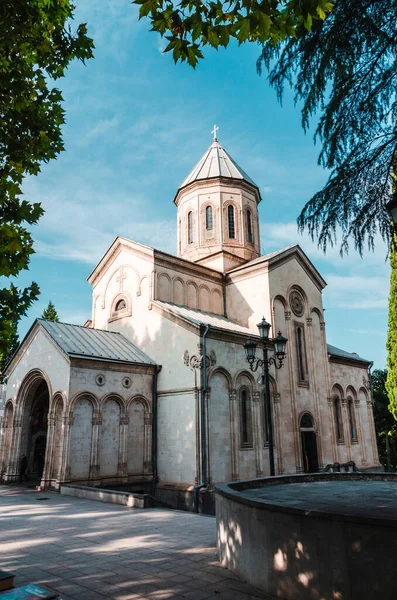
215, 473, 397, 600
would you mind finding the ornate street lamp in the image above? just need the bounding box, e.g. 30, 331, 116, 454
243, 317, 288, 476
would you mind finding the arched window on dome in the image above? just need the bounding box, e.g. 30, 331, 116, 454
228, 205, 235, 239
246, 210, 253, 243
205, 206, 213, 231
188, 211, 193, 244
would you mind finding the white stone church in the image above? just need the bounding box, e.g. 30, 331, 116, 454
0, 134, 380, 511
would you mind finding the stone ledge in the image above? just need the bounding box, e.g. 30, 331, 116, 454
60, 484, 151, 508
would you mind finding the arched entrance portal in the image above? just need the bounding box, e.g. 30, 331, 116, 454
300, 413, 319, 473
21, 380, 50, 481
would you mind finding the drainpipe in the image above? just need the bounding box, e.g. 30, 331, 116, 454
193, 324, 210, 512
152, 365, 162, 497
368, 361, 374, 405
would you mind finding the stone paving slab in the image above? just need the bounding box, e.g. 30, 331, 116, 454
0, 486, 271, 600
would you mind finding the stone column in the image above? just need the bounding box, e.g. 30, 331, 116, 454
41, 415, 55, 486
366, 398, 378, 465
60, 414, 74, 482
327, 397, 338, 463
8, 414, 23, 481
229, 390, 239, 481
143, 412, 153, 474
354, 398, 367, 466
273, 392, 283, 474
252, 391, 263, 477
119, 414, 129, 478
90, 412, 101, 482
203, 390, 210, 485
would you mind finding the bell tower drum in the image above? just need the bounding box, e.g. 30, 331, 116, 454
174, 127, 261, 273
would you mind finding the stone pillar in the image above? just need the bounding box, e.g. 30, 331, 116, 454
366, 398, 378, 465
354, 398, 367, 466
203, 390, 210, 485
60, 414, 74, 482
41, 415, 55, 486
252, 391, 263, 477
119, 414, 129, 478
229, 390, 239, 481
194, 387, 201, 486
143, 412, 153, 474
90, 412, 101, 482
327, 397, 338, 463
8, 414, 23, 480
273, 392, 283, 474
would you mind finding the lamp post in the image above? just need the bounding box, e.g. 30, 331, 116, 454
243, 317, 288, 476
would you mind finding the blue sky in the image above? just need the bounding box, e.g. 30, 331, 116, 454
14, 0, 389, 368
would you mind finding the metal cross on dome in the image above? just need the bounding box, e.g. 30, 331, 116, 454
211, 124, 219, 141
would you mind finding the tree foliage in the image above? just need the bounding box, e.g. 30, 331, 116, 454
373, 368, 397, 470
386, 236, 397, 421
257, 0, 397, 254
0, 1, 94, 374
134, 0, 333, 68
41, 300, 60, 322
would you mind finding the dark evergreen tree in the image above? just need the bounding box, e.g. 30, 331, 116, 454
373, 368, 397, 471
386, 237, 397, 420
41, 301, 60, 322
257, 0, 397, 254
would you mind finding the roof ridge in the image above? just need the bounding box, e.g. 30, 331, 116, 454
37, 318, 123, 335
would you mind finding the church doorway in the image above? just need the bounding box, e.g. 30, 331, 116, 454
300, 413, 319, 473
21, 380, 50, 481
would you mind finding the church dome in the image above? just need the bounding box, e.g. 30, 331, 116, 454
178, 140, 260, 195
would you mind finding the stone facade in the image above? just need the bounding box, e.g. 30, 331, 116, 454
0, 138, 380, 510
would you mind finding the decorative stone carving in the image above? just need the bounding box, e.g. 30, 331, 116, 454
306, 317, 313, 327
289, 290, 305, 317
252, 391, 260, 403
363, 376, 371, 391
273, 392, 281, 404
209, 349, 217, 366
190, 355, 203, 370
183, 350, 190, 366
122, 376, 132, 389
92, 414, 102, 426
144, 413, 153, 426
120, 415, 129, 425
341, 398, 347, 407
284, 311, 291, 321
95, 373, 106, 386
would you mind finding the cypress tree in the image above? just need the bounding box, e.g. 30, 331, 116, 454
41, 301, 59, 322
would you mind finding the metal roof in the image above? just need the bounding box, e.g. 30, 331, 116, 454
38, 319, 155, 365
179, 141, 259, 192
154, 301, 254, 336
327, 343, 370, 364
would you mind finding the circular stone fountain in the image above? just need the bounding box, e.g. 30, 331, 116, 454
215, 473, 397, 600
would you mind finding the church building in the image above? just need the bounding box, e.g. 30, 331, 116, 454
0, 133, 380, 511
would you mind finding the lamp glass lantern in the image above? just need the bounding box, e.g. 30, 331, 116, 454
274, 331, 288, 358
257, 317, 271, 341
244, 338, 257, 364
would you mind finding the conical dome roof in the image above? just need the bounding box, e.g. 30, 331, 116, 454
178, 140, 259, 193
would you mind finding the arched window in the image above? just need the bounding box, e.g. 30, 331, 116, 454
347, 398, 358, 441
228, 205, 235, 239
205, 206, 213, 230
263, 390, 274, 446
115, 299, 126, 311
240, 389, 253, 447
300, 413, 313, 429
246, 210, 253, 243
188, 211, 193, 244
334, 397, 344, 443
296, 326, 308, 382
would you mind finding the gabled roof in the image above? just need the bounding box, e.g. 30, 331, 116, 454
38, 319, 155, 365
4, 320, 155, 376
177, 140, 260, 196
153, 301, 253, 336
327, 343, 370, 365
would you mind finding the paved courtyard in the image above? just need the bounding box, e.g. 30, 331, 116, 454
0, 486, 267, 600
